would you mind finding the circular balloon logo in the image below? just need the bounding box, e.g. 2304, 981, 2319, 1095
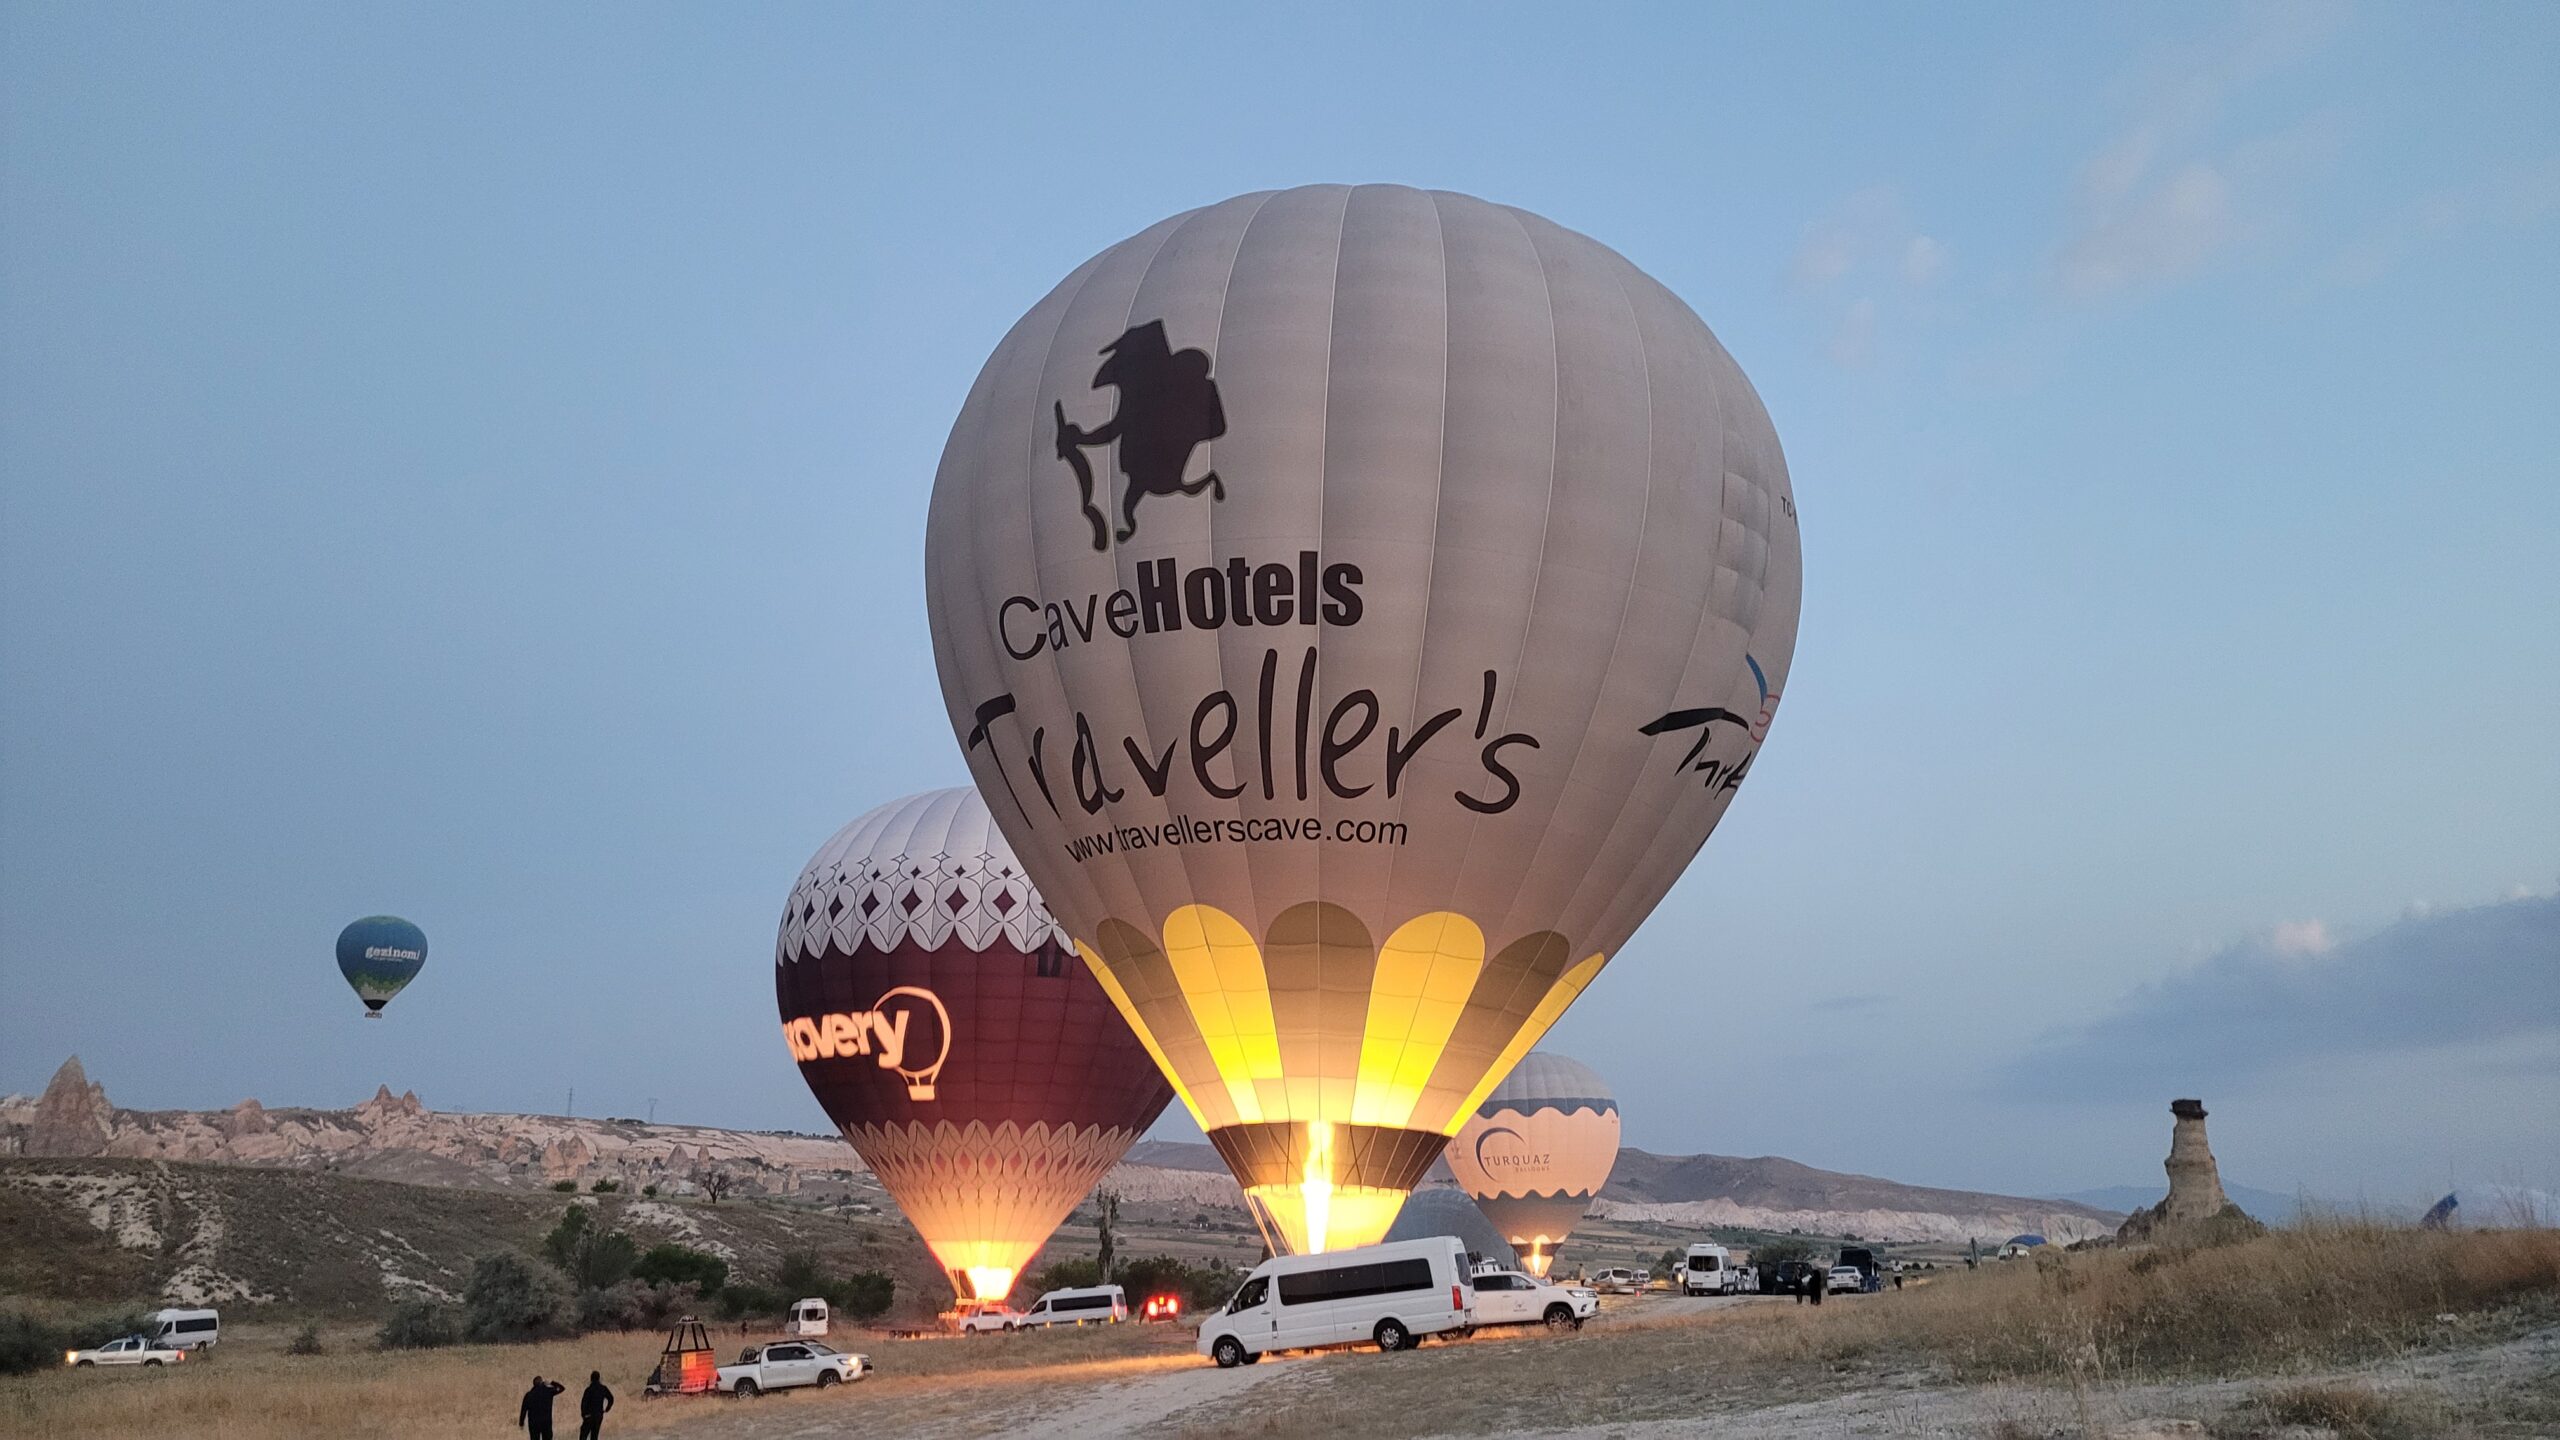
926, 184, 1800, 1255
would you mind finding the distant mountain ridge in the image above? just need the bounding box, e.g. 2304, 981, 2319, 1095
5, 1058, 2115, 1245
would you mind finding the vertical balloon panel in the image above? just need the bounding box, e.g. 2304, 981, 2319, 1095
929, 186, 1800, 1255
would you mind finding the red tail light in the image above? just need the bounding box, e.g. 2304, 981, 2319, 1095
1451, 1284, 1463, 1310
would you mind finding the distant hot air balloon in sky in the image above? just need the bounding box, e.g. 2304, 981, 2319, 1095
336, 915, 427, 1018
775, 787, 1174, 1302
1445, 1051, 1620, 1276
926, 184, 1802, 1256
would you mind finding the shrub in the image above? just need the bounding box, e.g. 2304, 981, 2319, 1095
0, 1308, 149, 1376
1029, 1257, 1103, 1295
767, 1252, 895, 1321
591, 1179, 619, 1194
551, 1180, 578, 1193
641, 1185, 659, 1198
634, 1243, 729, 1295
714, 1283, 784, 1322
375, 1300, 460, 1350
2245, 1381, 2434, 1440
542, 1204, 639, 1291
1115, 1255, 1240, 1312
462, 1252, 575, 1343
286, 1323, 325, 1356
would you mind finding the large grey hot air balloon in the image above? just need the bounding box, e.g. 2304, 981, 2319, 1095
926, 184, 1801, 1257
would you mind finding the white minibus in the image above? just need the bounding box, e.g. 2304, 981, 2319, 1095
1683, 1243, 1737, 1296
1017, 1284, 1127, 1328
147, 1308, 220, 1350
1197, 1236, 1473, 1367
785, 1297, 829, 1337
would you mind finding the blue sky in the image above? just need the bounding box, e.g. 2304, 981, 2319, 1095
4, 2, 2554, 1203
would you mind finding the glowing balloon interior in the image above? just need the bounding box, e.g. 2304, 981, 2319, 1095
775, 788, 1174, 1301
926, 184, 1802, 1255
1445, 1051, 1620, 1276
335, 916, 427, 1018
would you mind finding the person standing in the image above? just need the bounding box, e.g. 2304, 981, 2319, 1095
577, 1371, 614, 1440
518, 1376, 565, 1440
1809, 1264, 1828, 1307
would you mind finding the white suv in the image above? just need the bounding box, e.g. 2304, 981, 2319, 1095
1468, 1269, 1599, 1332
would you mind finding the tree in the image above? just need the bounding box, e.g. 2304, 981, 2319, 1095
590, 1178, 620, 1194
1095, 1190, 1120, 1281
462, 1252, 574, 1343
542, 1204, 638, 1291
633, 1243, 728, 1295
700, 1170, 734, 1204
770, 1250, 894, 1320
1753, 1237, 1817, 1271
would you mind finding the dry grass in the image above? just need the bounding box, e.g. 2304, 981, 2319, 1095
2233, 1380, 2438, 1440
0, 1315, 1194, 1440
10, 1226, 2554, 1439
1164, 1224, 2560, 1439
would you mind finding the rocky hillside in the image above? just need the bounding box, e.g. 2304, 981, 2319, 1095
0, 1156, 949, 1317
3, 1056, 2113, 1246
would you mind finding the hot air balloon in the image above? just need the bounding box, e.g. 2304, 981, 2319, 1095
1444, 1052, 1619, 1276
926, 184, 1801, 1256
336, 915, 427, 1018
775, 787, 1175, 1303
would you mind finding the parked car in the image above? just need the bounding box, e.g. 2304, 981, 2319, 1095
146, 1307, 220, 1351
942, 1299, 1024, 1334
64, 1336, 191, 1368
1470, 1269, 1598, 1332
1770, 1260, 1817, 1295
714, 1341, 868, 1396
1588, 1267, 1649, 1294
1015, 1284, 1128, 1328
1198, 1236, 1475, 1367
1824, 1265, 1865, 1295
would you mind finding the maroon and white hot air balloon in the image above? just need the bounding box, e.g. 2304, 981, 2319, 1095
775, 787, 1173, 1301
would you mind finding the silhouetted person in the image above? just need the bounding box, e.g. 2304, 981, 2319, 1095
1809, 1265, 1827, 1307
577, 1371, 614, 1440
1056, 319, 1227, 549
518, 1376, 564, 1440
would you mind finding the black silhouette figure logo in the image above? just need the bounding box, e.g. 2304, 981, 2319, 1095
1054, 320, 1227, 550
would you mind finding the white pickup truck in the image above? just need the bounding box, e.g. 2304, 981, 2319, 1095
65, 1335, 191, 1368
714, 1341, 868, 1397
1468, 1269, 1599, 1332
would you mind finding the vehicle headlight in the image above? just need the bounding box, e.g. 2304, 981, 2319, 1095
64, 1352, 77, 1365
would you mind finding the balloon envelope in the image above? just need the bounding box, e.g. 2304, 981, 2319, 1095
1445, 1051, 1620, 1276
926, 184, 1801, 1255
335, 916, 427, 1016
775, 787, 1174, 1301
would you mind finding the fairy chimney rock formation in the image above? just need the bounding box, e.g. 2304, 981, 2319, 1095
27, 1056, 115, 1157
2118, 1097, 2259, 1243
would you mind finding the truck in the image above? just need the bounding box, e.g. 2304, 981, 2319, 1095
713, 1341, 868, 1396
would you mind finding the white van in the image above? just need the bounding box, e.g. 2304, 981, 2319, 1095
785, 1297, 829, 1337
1683, 1244, 1738, 1296
1197, 1236, 1473, 1367
148, 1308, 220, 1350
1017, 1284, 1127, 1328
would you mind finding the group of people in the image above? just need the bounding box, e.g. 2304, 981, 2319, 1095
517, 1371, 613, 1440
